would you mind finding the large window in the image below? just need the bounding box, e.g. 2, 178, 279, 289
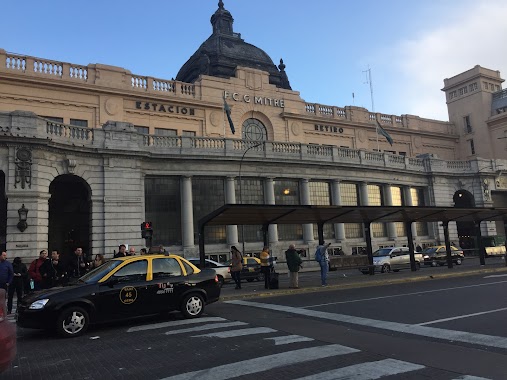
193, 178, 226, 244
145, 177, 182, 245
242, 118, 267, 141
411, 188, 428, 235
275, 180, 302, 240
70, 119, 88, 128
391, 186, 406, 236
340, 183, 362, 238
310, 181, 334, 239
236, 178, 264, 242
368, 185, 386, 238
155, 128, 177, 136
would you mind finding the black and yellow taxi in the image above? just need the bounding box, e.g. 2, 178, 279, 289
16, 254, 221, 338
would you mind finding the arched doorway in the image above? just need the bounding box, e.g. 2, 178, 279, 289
48, 175, 91, 258
0, 171, 6, 252
453, 189, 476, 250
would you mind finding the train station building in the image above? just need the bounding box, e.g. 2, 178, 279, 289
1, 1, 507, 261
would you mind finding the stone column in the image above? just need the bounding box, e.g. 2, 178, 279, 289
384, 184, 397, 240
225, 176, 239, 245
331, 180, 345, 241
181, 176, 194, 249
264, 178, 278, 243
359, 182, 369, 206
403, 186, 418, 239
300, 178, 314, 243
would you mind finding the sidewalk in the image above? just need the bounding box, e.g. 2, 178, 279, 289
220, 260, 507, 301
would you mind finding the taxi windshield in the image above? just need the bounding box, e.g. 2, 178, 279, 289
80, 260, 123, 284
373, 248, 393, 257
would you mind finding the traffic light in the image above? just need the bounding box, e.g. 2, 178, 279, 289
141, 221, 153, 238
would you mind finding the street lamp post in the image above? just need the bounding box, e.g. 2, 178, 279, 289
238, 141, 263, 254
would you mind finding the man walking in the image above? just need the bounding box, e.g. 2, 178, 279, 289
285, 244, 302, 289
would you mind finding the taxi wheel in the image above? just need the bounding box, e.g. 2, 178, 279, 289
56, 306, 90, 338
181, 293, 205, 319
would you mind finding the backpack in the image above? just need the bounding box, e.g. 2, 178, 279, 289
315, 247, 322, 262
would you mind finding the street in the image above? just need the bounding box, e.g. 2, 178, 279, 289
3, 258, 507, 379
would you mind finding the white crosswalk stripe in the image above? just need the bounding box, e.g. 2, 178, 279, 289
164, 321, 248, 335
452, 376, 491, 380
192, 326, 277, 338
158, 344, 360, 380
292, 358, 425, 380
126, 317, 226, 333
265, 334, 314, 345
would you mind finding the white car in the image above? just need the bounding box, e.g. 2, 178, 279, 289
361, 247, 422, 274
187, 258, 231, 286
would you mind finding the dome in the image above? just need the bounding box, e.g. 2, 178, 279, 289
176, 1, 291, 90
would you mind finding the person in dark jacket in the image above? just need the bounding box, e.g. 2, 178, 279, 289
114, 244, 127, 258
0, 251, 13, 291
40, 250, 67, 288
8, 257, 27, 314
285, 244, 302, 289
65, 247, 89, 280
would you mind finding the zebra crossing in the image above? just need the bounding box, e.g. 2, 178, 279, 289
126, 315, 491, 380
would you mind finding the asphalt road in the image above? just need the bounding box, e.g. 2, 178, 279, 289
3, 257, 507, 379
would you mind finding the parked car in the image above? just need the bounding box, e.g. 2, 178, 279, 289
0, 289, 16, 373
187, 258, 231, 287
17, 254, 221, 338
226, 256, 264, 282
422, 245, 464, 266
360, 247, 422, 274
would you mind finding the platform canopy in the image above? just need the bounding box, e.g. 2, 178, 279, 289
199, 204, 507, 227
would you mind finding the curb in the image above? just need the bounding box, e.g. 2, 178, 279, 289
219, 266, 507, 302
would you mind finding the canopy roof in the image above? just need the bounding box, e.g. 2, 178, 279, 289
199, 204, 507, 227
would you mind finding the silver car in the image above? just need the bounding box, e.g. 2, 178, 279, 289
361, 247, 421, 274
187, 258, 232, 287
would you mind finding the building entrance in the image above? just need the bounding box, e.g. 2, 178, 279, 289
48, 175, 90, 257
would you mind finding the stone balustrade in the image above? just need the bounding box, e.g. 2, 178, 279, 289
0, 111, 495, 176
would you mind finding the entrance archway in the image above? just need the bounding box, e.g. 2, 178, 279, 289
0, 171, 6, 252
453, 189, 476, 249
48, 175, 91, 257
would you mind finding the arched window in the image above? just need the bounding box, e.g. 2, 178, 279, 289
242, 118, 267, 141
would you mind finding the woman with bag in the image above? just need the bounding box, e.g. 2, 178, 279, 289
230, 246, 243, 290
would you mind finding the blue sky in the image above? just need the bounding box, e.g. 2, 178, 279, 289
1, 0, 506, 121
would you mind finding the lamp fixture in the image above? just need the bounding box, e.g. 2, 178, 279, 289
17, 204, 28, 232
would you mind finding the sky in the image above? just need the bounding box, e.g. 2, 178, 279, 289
1, 0, 506, 122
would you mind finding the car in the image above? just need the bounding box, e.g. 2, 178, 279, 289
360, 247, 422, 274
0, 289, 16, 373
187, 258, 231, 287
16, 254, 221, 338
422, 245, 464, 266
226, 256, 264, 282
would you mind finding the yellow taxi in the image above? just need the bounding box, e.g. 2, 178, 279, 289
17, 254, 221, 337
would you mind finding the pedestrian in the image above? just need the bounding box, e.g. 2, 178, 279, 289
230, 246, 243, 290
28, 250, 48, 291
0, 251, 13, 292
285, 244, 302, 289
40, 250, 67, 288
140, 248, 148, 255
259, 246, 272, 289
7, 257, 26, 314
92, 254, 106, 268
128, 246, 136, 256
114, 244, 127, 258
65, 247, 89, 280
316, 242, 331, 286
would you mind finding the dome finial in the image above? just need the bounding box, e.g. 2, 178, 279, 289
218, 0, 224, 9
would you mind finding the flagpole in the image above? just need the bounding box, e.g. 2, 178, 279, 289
364, 67, 379, 152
